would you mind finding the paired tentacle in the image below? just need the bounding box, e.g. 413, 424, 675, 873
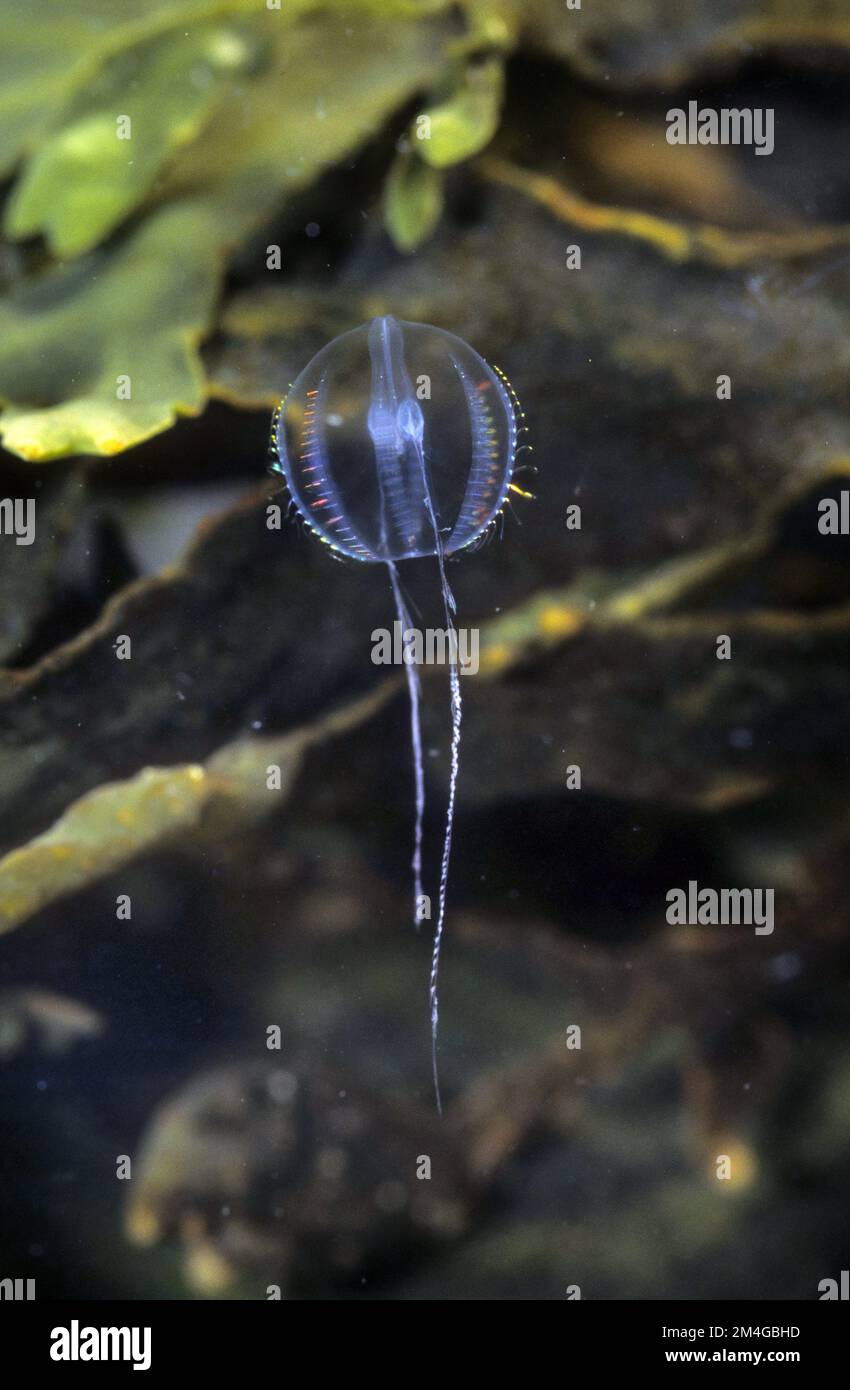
387, 560, 425, 926
419, 485, 460, 1118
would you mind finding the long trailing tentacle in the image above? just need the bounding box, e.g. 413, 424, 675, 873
419, 486, 460, 1118
431, 618, 460, 1118
386, 559, 425, 927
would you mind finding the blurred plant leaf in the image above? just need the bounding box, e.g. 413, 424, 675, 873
0, 203, 222, 459
418, 57, 504, 168
0, 682, 395, 934
0, 0, 231, 176
480, 156, 850, 269
0, 8, 453, 460
385, 148, 444, 251
4, 22, 259, 257
0, 0, 450, 176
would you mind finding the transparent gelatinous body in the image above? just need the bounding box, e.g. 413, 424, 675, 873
269, 316, 524, 1114
272, 315, 516, 561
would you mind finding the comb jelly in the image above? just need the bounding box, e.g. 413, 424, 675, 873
271, 315, 521, 1110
